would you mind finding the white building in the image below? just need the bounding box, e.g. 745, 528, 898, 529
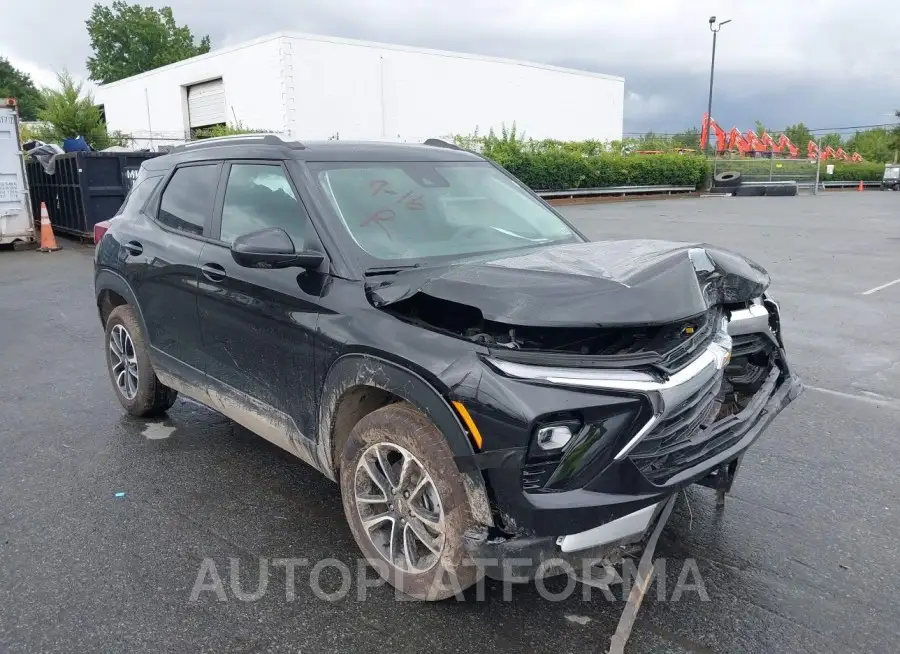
95, 32, 624, 149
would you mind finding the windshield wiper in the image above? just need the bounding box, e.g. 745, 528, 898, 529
364, 264, 423, 276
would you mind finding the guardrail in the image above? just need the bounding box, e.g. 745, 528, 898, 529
536, 180, 883, 200
821, 180, 881, 189
796, 180, 882, 191
537, 184, 696, 200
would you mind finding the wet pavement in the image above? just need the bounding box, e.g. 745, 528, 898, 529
1, 193, 898, 653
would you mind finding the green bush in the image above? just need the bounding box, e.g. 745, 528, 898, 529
823, 162, 885, 182
192, 121, 269, 139
454, 125, 709, 190
486, 148, 880, 190
453, 126, 890, 189
494, 151, 709, 190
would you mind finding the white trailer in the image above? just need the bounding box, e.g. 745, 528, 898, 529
95, 33, 624, 148
0, 99, 35, 246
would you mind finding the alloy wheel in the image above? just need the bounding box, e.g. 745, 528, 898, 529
354, 442, 446, 573
109, 324, 139, 400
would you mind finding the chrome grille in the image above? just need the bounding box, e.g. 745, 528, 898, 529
628, 370, 724, 482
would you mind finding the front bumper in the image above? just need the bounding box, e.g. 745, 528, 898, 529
465, 369, 801, 575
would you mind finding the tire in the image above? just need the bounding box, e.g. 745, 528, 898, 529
765, 184, 798, 197
104, 305, 177, 417
714, 171, 743, 188
734, 185, 765, 197
339, 403, 480, 600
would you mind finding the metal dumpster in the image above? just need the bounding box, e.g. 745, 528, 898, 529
25, 151, 161, 238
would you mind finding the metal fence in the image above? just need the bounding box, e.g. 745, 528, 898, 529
537, 185, 696, 200
711, 154, 820, 184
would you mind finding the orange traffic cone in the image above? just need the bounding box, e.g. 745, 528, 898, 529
857, 180, 864, 192
38, 201, 62, 252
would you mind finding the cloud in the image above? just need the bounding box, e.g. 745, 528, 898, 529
625, 92, 672, 123
1, 0, 897, 133
3, 49, 62, 89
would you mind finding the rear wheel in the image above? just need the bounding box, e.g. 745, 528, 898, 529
104, 305, 177, 416
339, 403, 480, 600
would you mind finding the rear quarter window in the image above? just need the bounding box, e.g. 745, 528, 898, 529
115, 174, 162, 216
157, 164, 220, 236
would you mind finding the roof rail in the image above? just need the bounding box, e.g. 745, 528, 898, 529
423, 138, 464, 151
171, 133, 305, 152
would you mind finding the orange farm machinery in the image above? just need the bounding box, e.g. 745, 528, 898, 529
700, 114, 862, 161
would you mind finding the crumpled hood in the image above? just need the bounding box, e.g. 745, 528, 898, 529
366, 240, 770, 327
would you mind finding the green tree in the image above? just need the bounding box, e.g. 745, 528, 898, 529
635, 131, 670, 151
783, 122, 813, 148
819, 133, 843, 149
671, 127, 701, 149
85, 1, 211, 84
32, 71, 129, 149
753, 120, 766, 137
0, 57, 44, 120
845, 128, 895, 162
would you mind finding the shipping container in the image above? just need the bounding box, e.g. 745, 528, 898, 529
94, 32, 624, 148
0, 99, 35, 246
26, 152, 161, 239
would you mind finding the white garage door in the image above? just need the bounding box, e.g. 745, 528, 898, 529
187, 79, 226, 128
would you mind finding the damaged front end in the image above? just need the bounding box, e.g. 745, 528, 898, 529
464, 295, 800, 580
366, 240, 802, 580
368, 240, 774, 370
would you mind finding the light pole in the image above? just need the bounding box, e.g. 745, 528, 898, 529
705, 16, 731, 155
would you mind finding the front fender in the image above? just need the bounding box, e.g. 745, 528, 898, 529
317, 353, 493, 526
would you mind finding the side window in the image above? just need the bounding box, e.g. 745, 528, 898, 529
158, 165, 219, 236
115, 174, 162, 216
220, 163, 311, 247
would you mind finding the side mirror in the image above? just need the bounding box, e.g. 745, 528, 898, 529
230, 227, 324, 270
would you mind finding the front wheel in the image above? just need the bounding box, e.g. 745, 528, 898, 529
339, 403, 480, 600
104, 305, 177, 416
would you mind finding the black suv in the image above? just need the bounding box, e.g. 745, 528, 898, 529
94, 135, 801, 599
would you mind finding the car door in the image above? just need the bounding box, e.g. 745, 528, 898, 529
125, 162, 221, 373
195, 160, 325, 450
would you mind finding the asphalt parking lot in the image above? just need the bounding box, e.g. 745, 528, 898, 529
1, 192, 898, 653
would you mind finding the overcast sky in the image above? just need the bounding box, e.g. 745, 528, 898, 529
3, 0, 898, 135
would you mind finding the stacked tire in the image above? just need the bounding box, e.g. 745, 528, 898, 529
763, 184, 797, 196
713, 171, 743, 190
712, 170, 798, 196
734, 185, 764, 197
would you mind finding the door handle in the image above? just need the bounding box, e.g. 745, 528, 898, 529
123, 240, 143, 256
201, 263, 227, 283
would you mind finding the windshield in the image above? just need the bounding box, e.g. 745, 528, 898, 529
310, 161, 579, 264
885, 167, 900, 179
